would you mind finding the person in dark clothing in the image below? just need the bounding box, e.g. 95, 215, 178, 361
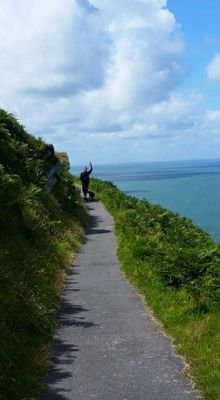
80, 162, 93, 199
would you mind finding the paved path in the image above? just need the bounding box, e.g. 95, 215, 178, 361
40, 200, 200, 400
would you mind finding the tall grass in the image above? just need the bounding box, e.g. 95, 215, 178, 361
0, 110, 87, 399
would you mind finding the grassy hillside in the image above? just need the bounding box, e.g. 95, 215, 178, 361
1, 108, 219, 399
91, 179, 220, 400
0, 110, 87, 400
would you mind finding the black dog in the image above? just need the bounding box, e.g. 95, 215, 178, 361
87, 190, 95, 201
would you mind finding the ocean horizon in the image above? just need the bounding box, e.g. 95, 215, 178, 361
72, 159, 220, 242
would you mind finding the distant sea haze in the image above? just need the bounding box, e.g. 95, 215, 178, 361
73, 159, 220, 242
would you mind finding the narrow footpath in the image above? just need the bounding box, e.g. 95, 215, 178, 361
40, 200, 200, 400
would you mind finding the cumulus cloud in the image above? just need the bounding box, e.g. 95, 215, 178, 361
88, 0, 184, 111
85, 91, 202, 141
0, 0, 108, 100
0, 0, 202, 163
207, 53, 220, 82
202, 109, 220, 136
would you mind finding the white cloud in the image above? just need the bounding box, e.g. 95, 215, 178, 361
88, 0, 183, 110
207, 53, 220, 82
202, 109, 220, 135
84, 91, 202, 141
0, 0, 108, 100
205, 110, 220, 123
1, 0, 207, 164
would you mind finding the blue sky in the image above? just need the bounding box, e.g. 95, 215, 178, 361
169, 0, 220, 93
1, 0, 220, 165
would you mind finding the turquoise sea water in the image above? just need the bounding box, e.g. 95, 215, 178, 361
72, 160, 220, 242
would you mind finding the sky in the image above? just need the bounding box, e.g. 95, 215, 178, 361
1, 0, 220, 165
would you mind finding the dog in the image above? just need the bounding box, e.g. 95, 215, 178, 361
87, 190, 95, 201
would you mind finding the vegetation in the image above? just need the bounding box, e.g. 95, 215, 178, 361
1, 107, 219, 399
56, 151, 71, 170
0, 109, 87, 400
91, 179, 220, 400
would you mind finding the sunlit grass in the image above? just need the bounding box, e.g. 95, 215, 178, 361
92, 178, 220, 400
0, 109, 88, 400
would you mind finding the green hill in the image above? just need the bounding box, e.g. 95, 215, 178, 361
0, 109, 87, 400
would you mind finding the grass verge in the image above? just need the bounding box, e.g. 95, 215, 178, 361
0, 188, 87, 400
0, 109, 88, 399
91, 179, 220, 400
0, 189, 88, 400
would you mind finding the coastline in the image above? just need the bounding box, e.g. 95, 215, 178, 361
72, 160, 220, 242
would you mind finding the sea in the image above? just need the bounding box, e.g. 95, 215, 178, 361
72, 159, 220, 243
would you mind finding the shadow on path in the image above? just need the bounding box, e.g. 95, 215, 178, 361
40, 338, 79, 400
40, 265, 98, 400
86, 205, 111, 236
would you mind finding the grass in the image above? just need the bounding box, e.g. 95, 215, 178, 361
0, 109, 88, 400
1, 108, 219, 399
0, 189, 88, 400
91, 178, 220, 400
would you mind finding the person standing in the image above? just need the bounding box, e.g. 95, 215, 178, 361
80, 162, 93, 199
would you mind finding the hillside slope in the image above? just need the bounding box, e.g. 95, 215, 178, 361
0, 110, 87, 400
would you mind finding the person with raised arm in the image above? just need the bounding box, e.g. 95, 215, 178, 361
80, 162, 93, 200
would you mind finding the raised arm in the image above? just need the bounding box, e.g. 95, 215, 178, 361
88, 162, 93, 175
